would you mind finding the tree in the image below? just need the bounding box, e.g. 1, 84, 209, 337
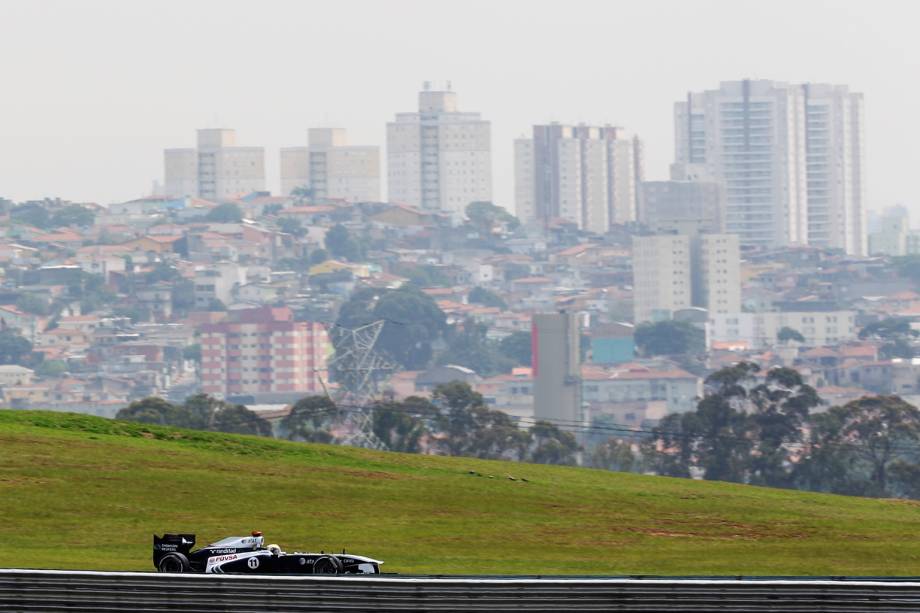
275, 257, 311, 273
210, 403, 272, 436
277, 217, 306, 238
890, 460, 920, 499
859, 317, 918, 341
11, 203, 50, 228
746, 367, 821, 487
528, 420, 578, 465
0, 330, 33, 366
798, 396, 920, 497
643, 412, 699, 478
205, 202, 243, 223
859, 317, 918, 360
498, 331, 532, 367
647, 363, 760, 482
183, 344, 201, 363
113, 304, 151, 323
430, 381, 529, 460
503, 262, 530, 281
465, 201, 520, 232
171, 279, 196, 313
590, 438, 637, 472
291, 185, 314, 202
325, 224, 365, 262
437, 320, 515, 377
634, 320, 705, 356
50, 205, 95, 228
35, 359, 67, 378
145, 262, 181, 284
116, 397, 185, 426
74, 272, 117, 314
371, 397, 437, 453
468, 286, 507, 310
117, 394, 271, 437
282, 395, 339, 443
309, 249, 329, 265
894, 255, 920, 286
335, 286, 447, 370
15, 293, 50, 316
397, 264, 452, 288
777, 326, 805, 345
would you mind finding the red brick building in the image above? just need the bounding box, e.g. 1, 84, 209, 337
200, 306, 329, 398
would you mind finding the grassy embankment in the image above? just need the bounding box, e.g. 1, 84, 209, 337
1, 409, 919, 575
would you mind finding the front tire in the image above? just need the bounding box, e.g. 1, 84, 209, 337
313, 556, 344, 575
157, 553, 190, 573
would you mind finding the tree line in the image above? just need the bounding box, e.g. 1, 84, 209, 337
644, 362, 920, 499
116, 382, 580, 467
281, 381, 578, 465
115, 362, 920, 500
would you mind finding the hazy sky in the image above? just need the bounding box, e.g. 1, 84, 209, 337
1, 0, 917, 216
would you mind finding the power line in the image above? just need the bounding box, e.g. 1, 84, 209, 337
282, 400, 920, 457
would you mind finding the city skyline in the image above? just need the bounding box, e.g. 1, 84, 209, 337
1, 0, 917, 220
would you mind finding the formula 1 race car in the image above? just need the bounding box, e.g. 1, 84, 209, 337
153, 531, 382, 575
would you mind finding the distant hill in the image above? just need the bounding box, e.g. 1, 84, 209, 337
2, 409, 920, 575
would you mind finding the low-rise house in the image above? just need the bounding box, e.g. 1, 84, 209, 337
709, 311, 857, 350
476, 367, 533, 419
0, 365, 34, 387
415, 364, 481, 392
0, 305, 42, 341
581, 361, 701, 414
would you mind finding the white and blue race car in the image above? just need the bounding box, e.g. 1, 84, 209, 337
153, 531, 382, 575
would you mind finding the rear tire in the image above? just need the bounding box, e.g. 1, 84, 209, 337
157, 553, 190, 573
313, 556, 344, 575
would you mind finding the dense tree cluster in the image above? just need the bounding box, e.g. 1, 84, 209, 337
116, 394, 271, 437
282, 382, 579, 465
0, 329, 34, 366
205, 202, 243, 223
859, 317, 918, 359
324, 224, 366, 262
334, 286, 448, 370
113, 360, 920, 501
437, 320, 516, 377
644, 362, 920, 498
11, 202, 95, 229
635, 320, 705, 357
468, 286, 508, 310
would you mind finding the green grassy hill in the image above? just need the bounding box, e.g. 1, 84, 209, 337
2, 410, 920, 575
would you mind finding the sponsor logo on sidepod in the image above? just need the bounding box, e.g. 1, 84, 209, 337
210, 554, 238, 564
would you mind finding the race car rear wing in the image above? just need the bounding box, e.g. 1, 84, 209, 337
153, 533, 196, 566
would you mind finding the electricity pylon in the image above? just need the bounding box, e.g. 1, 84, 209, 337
324, 320, 396, 450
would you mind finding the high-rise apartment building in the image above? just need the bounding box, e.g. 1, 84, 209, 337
632, 233, 740, 323
514, 124, 643, 232
387, 84, 492, 219
200, 306, 329, 399
514, 138, 536, 222
280, 128, 380, 202
868, 206, 910, 256
674, 79, 865, 255
164, 129, 265, 200
802, 83, 866, 255
640, 177, 725, 236
692, 233, 741, 315
632, 235, 692, 323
